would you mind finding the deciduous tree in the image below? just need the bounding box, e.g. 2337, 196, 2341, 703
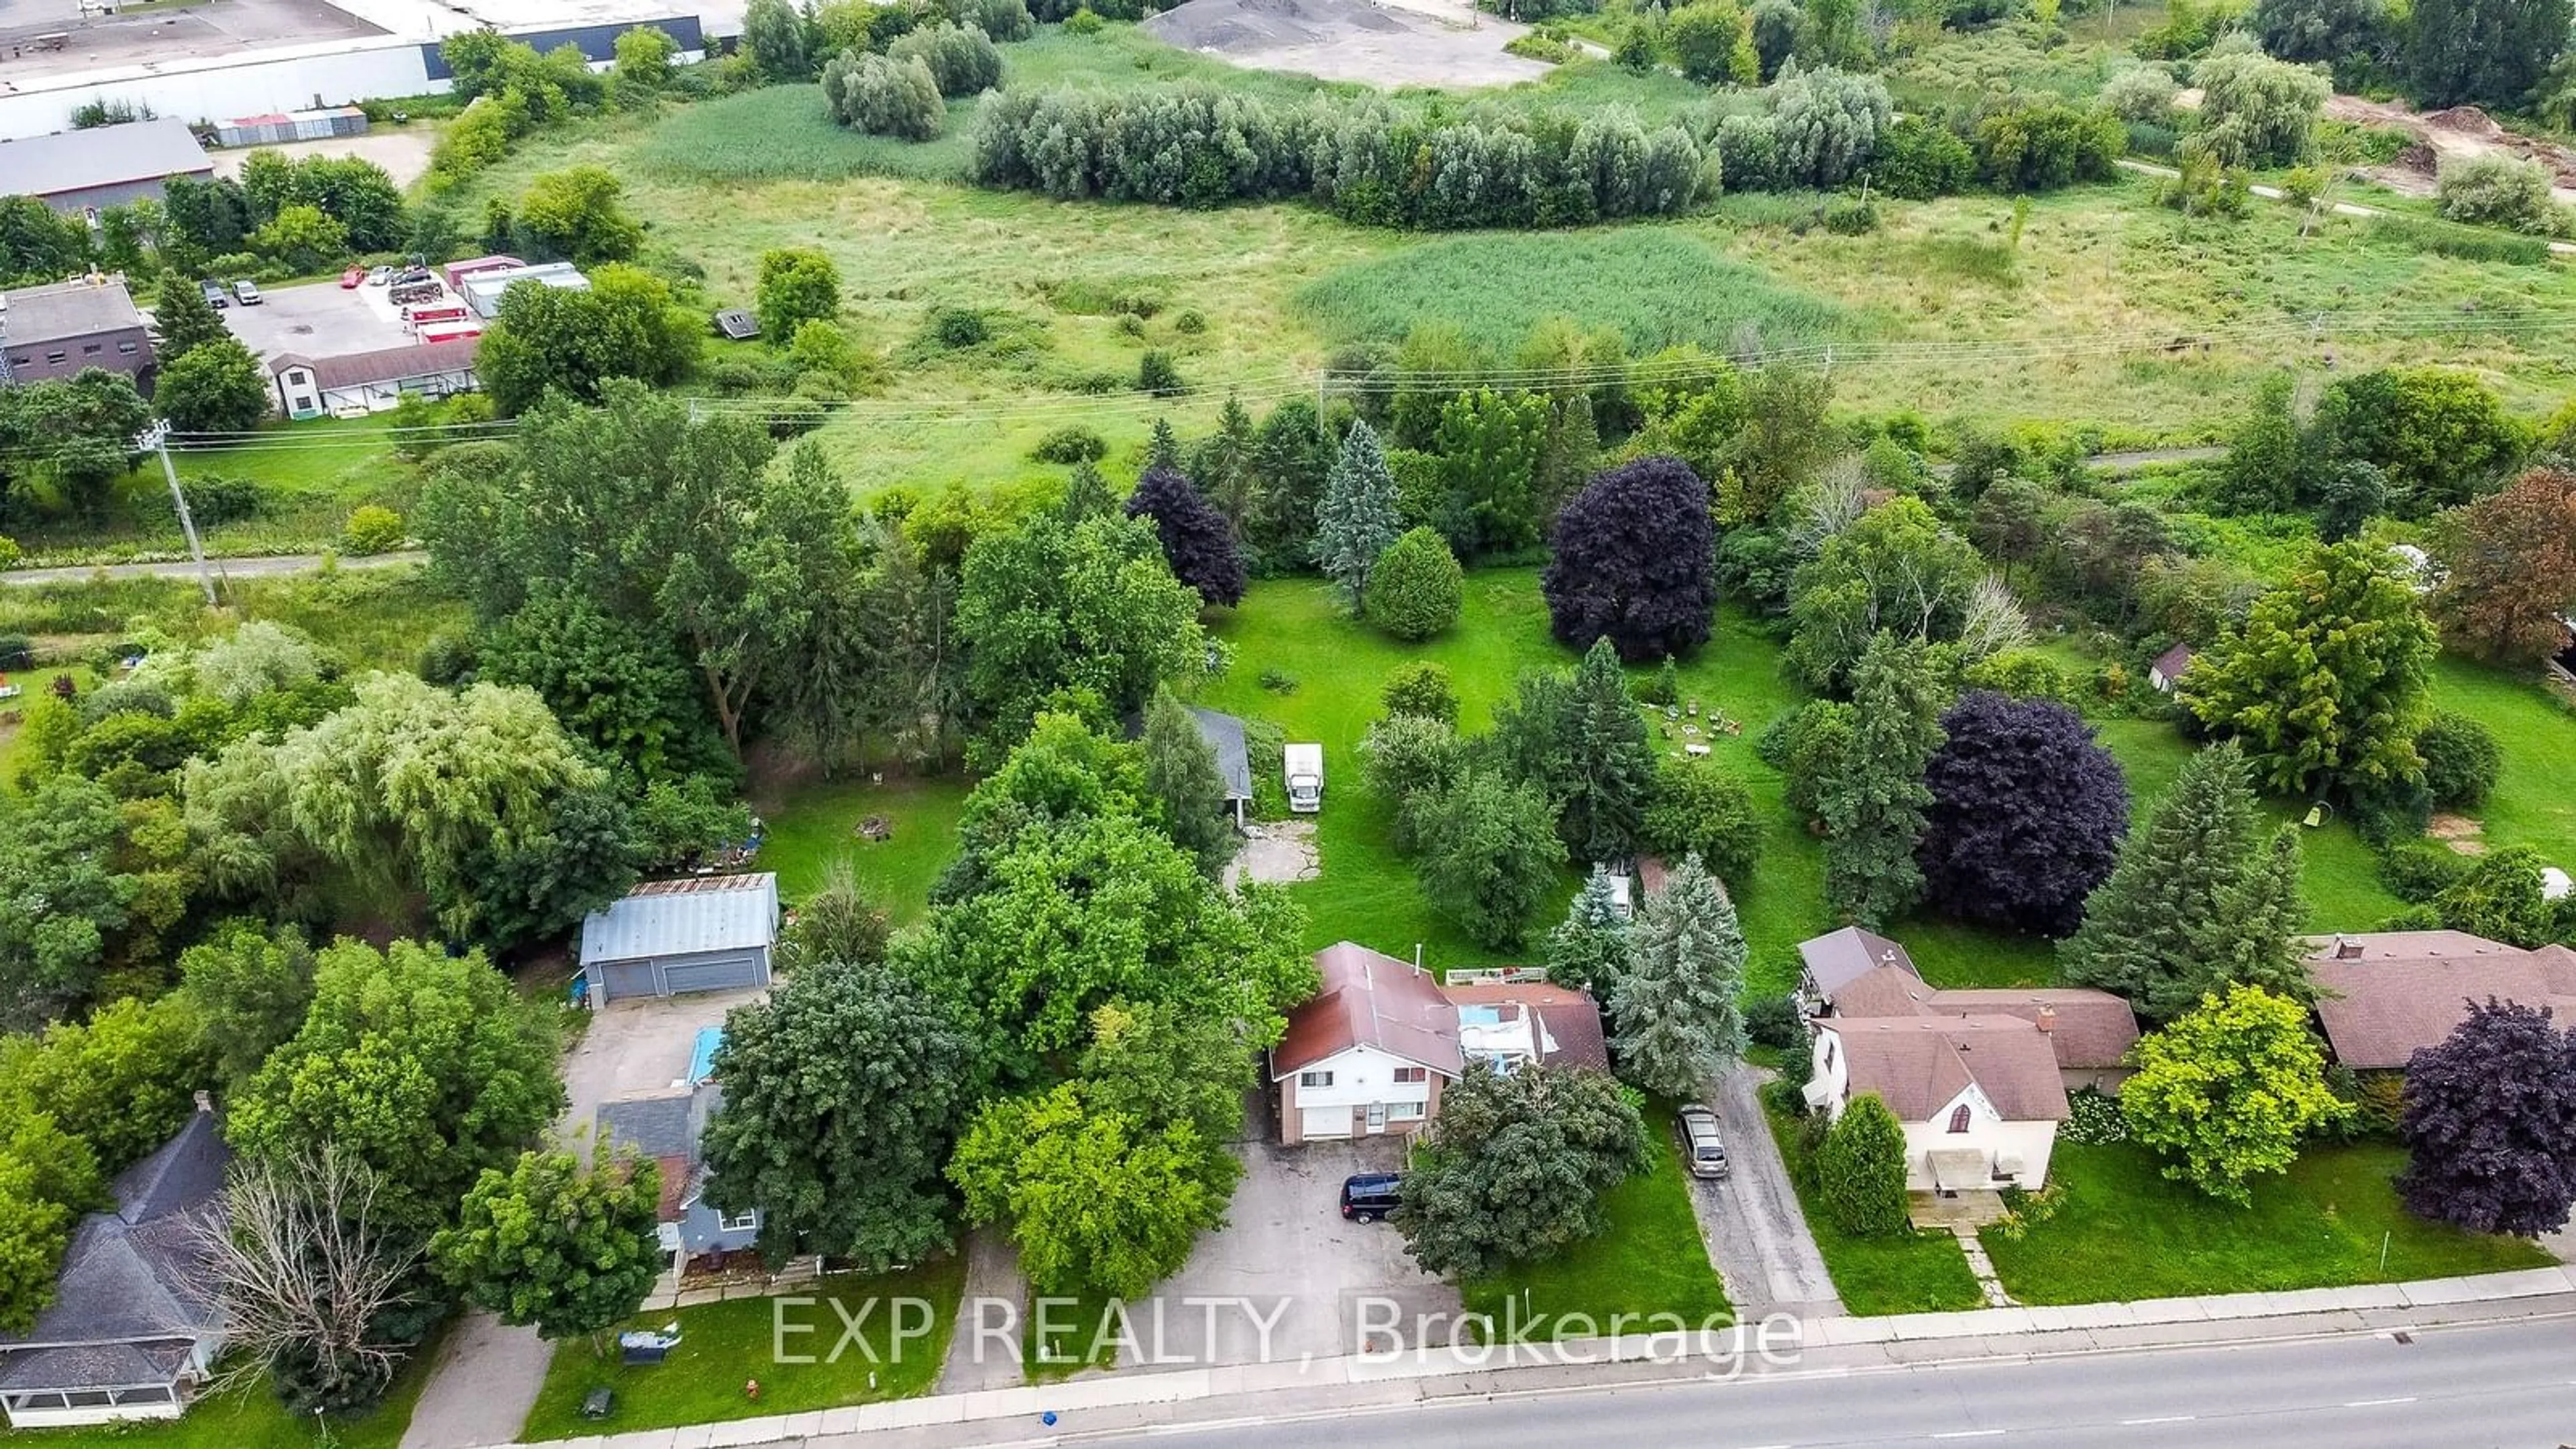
2431, 469, 2576, 665
950, 1082, 1224, 1299
1127, 463, 1246, 608
174, 919, 316, 1093
753, 247, 841, 339
230, 938, 564, 1236
2404, 0, 2566, 109
1392, 1062, 1651, 1279
154, 336, 272, 432
2182, 539, 2439, 800
2398, 1000, 2576, 1236
1642, 759, 1763, 888
433, 1148, 663, 1343
1609, 854, 1747, 1098
1541, 456, 1716, 661
700, 962, 975, 1268
2316, 368, 2530, 517
1414, 769, 1566, 949
1917, 692, 2130, 937
2123, 984, 2347, 1205
1787, 496, 1986, 694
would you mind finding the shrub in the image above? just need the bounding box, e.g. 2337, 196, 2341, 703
180, 473, 272, 526
341, 505, 406, 555
1259, 667, 1298, 693
1173, 309, 1207, 335
2059, 1088, 2129, 1144
826, 52, 945, 140
930, 305, 989, 347
2098, 64, 2180, 123
1960, 647, 2072, 702
1363, 528, 1464, 641
1872, 118, 1975, 199
1817, 1094, 1910, 1237
2378, 839, 2471, 902
1975, 97, 2124, 191
1823, 198, 1878, 234
0, 634, 32, 670
1381, 661, 1458, 724
890, 23, 1002, 97
1746, 991, 1806, 1051
1062, 6, 1104, 32
2436, 154, 2553, 233
1138, 348, 1183, 397
958, 0, 1034, 40
2416, 709, 2502, 808
1028, 425, 1108, 464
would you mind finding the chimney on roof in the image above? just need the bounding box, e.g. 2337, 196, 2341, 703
1881, 949, 1896, 965
2035, 1006, 2056, 1033
2335, 936, 2363, 961
193, 1089, 213, 1114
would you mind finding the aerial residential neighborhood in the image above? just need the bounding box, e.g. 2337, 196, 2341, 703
3, 0, 2576, 1440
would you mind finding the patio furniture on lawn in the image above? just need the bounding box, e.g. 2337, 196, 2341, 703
582, 1388, 614, 1420
1686, 743, 1711, 758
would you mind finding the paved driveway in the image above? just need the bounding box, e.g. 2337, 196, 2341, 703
1134, 1134, 1460, 1371
1690, 1065, 1841, 1320
400, 989, 762, 1448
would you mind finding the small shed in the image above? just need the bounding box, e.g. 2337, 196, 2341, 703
580, 874, 779, 1004
1189, 707, 1254, 828
2147, 643, 2194, 694
714, 309, 759, 340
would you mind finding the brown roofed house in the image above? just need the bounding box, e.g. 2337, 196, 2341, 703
2306, 931, 2576, 1071
1271, 942, 1607, 1145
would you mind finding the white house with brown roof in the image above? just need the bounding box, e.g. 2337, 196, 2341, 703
2306, 931, 2576, 1071
1798, 928, 2141, 1191
1268, 941, 1607, 1145
270, 336, 481, 421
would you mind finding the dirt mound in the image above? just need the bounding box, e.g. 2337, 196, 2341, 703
2420, 105, 2505, 140
1139, 0, 1552, 87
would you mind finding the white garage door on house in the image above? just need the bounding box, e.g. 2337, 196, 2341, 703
1301, 1106, 1351, 1141
581, 875, 780, 1004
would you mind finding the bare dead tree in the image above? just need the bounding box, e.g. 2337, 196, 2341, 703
186, 1146, 423, 1407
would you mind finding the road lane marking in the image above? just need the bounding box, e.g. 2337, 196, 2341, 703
2120, 1416, 2194, 1425
1931, 1432, 2006, 1440
2343, 1397, 2417, 1407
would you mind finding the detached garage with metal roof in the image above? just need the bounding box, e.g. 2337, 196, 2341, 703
580, 873, 779, 1004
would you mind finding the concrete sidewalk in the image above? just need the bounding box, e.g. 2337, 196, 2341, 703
505, 1265, 2576, 1448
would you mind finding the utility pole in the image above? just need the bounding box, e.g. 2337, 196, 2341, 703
136, 421, 216, 606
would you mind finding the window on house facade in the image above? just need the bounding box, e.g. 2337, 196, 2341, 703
44, 351, 66, 364
117, 341, 138, 354
1388, 1101, 1425, 1120
717, 1209, 758, 1232
1393, 1067, 1427, 1084
1823, 1040, 1835, 1071
1947, 1104, 1972, 1134
1299, 1070, 1334, 1088
81, 343, 101, 354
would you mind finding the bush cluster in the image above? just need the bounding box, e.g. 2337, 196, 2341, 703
822, 51, 946, 139
970, 86, 1707, 228
889, 23, 1002, 97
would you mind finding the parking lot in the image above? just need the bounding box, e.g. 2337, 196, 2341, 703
1138, 1132, 1462, 1367
217, 275, 445, 364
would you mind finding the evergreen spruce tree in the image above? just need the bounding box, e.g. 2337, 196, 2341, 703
2201, 823, 2315, 1006
1146, 417, 1182, 473
1817, 1093, 1910, 1236
2059, 741, 2294, 1023
1546, 866, 1635, 997
1819, 633, 1946, 928
1061, 458, 1116, 522
1188, 394, 1257, 531
1561, 636, 1658, 863
1310, 419, 1402, 612
152, 271, 230, 360
1141, 686, 1239, 879
1609, 853, 1748, 1099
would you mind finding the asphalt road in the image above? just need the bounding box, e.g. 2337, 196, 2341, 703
1074, 1318, 2576, 1449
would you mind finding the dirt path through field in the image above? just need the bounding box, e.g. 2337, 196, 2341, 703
2322, 95, 2576, 206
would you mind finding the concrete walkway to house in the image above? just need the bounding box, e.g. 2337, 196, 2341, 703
1951, 1226, 2015, 1308
1690, 1066, 1841, 1319
497, 1265, 2576, 1449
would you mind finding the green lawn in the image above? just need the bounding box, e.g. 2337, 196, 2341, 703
0, 664, 92, 788
1982, 1141, 2553, 1305
1464, 1101, 1731, 1338
753, 775, 970, 919
11, 417, 416, 566
1764, 1106, 1984, 1316
1024, 1286, 1122, 1381
519, 1259, 963, 1442
2428, 655, 2576, 859
1, 1340, 436, 1449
